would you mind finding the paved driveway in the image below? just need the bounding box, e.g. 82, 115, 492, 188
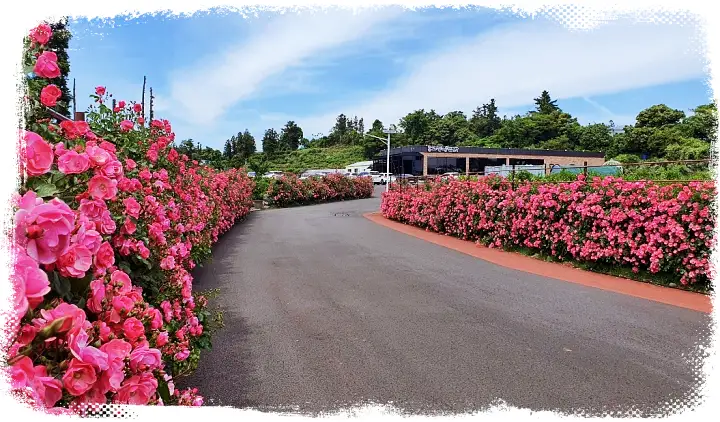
183, 186, 711, 416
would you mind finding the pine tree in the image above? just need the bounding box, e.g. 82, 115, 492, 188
533, 90, 560, 114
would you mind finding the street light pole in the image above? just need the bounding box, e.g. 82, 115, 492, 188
364, 128, 396, 193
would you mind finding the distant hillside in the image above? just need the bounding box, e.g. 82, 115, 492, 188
265, 146, 366, 173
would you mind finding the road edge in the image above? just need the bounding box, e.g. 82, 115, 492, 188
364, 212, 713, 314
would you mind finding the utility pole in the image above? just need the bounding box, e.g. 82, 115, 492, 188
141, 76, 146, 124
149, 87, 154, 121
72, 78, 76, 116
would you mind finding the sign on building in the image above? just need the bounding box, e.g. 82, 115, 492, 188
427, 145, 460, 153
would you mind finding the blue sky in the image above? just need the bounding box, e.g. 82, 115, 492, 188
67, 7, 713, 151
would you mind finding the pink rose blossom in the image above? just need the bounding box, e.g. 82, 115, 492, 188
29, 23, 52, 45
33, 51, 61, 79
122, 317, 145, 342
62, 358, 97, 396
22, 131, 54, 176
88, 175, 118, 200
40, 84, 62, 107
57, 150, 91, 174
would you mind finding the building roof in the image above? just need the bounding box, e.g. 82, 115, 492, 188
374, 145, 605, 159
346, 161, 373, 167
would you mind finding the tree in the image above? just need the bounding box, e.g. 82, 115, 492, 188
470, 99, 502, 138
223, 139, 233, 158
533, 90, 560, 114
280, 121, 303, 151
635, 104, 685, 128
262, 128, 280, 157
248, 154, 270, 176
577, 123, 612, 152
679, 103, 717, 143
241, 130, 257, 158
176, 139, 197, 159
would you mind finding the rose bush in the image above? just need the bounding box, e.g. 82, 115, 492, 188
266, 173, 373, 208
4, 23, 254, 413
381, 175, 715, 288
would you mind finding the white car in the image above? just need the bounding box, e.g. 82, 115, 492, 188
263, 171, 285, 179
373, 172, 396, 185
441, 172, 460, 180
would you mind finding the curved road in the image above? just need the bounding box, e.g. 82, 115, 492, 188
183, 186, 711, 416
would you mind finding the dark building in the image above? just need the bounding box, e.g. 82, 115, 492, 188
372, 145, 606, 176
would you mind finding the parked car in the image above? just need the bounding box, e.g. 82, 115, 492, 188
357, 172, 372, 178
396, 174, 415, 180
263, 171, 285, 179
247, 172, 256, 178
441, 172, 460, 180
373, 172, 396, 185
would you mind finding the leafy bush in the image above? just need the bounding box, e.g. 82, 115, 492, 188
382, 175, 715, 288
252, 177, 270, 200
5, 23, 254, 413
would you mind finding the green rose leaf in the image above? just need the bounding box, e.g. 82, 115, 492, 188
35, 182, 58, 198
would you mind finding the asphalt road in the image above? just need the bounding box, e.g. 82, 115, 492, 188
183, 185, 711, 416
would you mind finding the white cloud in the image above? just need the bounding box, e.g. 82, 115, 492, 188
164, 8, 404, 126
296, 17, 707, 136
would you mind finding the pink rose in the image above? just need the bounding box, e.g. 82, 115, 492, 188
29, 23, 52, 45
13, 247, 50, 314
122, 217, 137, 235
111, 295, 135, 314
88, 175, 118, 200
110, 270, 132, 294
22, 130, 54, 176
39, 303, 86, 334
17, 196, 75, 265
32, 366, 63, 408
10, 356, 34, 389
137, 243, 150, 259
33, 51, 61, 79
72, 226, 102, 255
123, 197, 141, 218
160, 256, 175, 270
116, 373, 157, 405
57, 150, 91, 174
93, 241, 115, 274
133, 104, 142, 113
85, 145, 112, 167
120, 120, 134, 132
95, 86, 106, 96
87, 279, 106, 314
79, 198, 107, 220
122, 317, 145, 342
57, 244, 92, 278
125, 158, 136, 170
156, 331, 169, 347
97, 210, 117, 235
40, 84, 62, 107
62, 358, 97, 396
145, 308, 163, 329
129, 344, 162, 372
174, 349, 190, 361
101, 160, 124, 178
68, 328, 109, 371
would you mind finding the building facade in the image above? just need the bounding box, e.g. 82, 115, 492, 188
371, 145, 606, 176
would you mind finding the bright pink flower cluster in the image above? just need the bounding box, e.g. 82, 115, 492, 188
267, 173, 373, 207
381, 175, 715, 287
5, 22, 256, 412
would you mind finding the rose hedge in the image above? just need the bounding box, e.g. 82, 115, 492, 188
381, 175, 715, 288
4, 23, 254, 413
266, 173, 373, 208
